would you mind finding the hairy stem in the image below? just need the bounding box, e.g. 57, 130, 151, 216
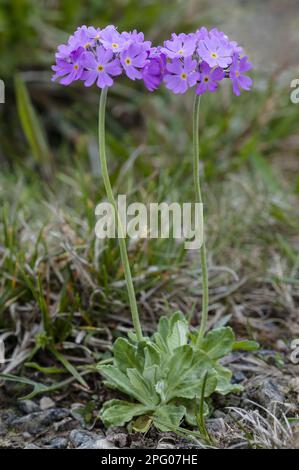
98, 87, 143, 341
193, 95, 209, 347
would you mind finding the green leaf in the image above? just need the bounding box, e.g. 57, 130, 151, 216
100, 399, 152, 427
153, 404, 186, 432
144, 343, 161, 368
200, 327, 235, 360
164, 345, 194, 401
167, 320, 189, 351
131, 415, 153, 433
157, 315, 170, 340
49, 346, 88, 388
0, 372, 92, 400
233, 340, 260, 351
213, 363, 243, 395
174, 371, 217, 400
127, 368, 159, 406
97, 365, 140, 401
113, 337, 143, 373
155, 312, 188, 353
180, 398, 210, 427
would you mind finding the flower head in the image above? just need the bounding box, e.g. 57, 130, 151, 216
196, 61, 225, 95
164, 57, 199, 94
52, 25, 153, 90
229, 54, 253, 96
160, 27, 252, 97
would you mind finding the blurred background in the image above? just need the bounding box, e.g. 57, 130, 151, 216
0, 0, 298, 403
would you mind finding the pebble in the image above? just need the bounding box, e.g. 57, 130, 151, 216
69, 429, 103, 447
247, 379, 285, 408
40, 397, 55, 411
17, 400, 40, 415
156, 442, 175, 449
48, 437, 68, 449
10, 408, 69, 435
106, 427, 129, 448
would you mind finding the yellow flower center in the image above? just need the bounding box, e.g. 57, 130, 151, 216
112, 43, 119, 49
235, 71, 240, 77
97, 65, 104, 72
125, 58, 132, 65
178, 49, 184, 55
181, 72, 187, 80
84, 43, 91, 49
211, 52, 218, 59
204, 76, 209, 82
73, 64, 79, 70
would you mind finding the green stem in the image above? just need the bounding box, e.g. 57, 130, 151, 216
193, 95, 209, 348
98, 87, 143, 342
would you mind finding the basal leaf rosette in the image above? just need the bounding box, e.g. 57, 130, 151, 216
97, 313, 258, 431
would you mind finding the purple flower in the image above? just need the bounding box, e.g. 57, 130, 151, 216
198, 34, 232, 68
229, 55, 253, 96
196, 61, 225, 95
142, 51, 166, 92
121, 30, 152, 51
120, 43, 148, 80
83, 46, 122, 88
161, 33, 197, 59
164, 57, 199, 94
55, 43, 74, 60
68, 25, 96, 50
100, 25, 127, 53
195, 27, 209, 42
209, 28, 243, 56
52, 47, 85, 85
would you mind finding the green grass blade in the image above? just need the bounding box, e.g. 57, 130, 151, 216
14, 74, 53, 178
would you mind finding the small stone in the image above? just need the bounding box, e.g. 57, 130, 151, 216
206, 418, 225, 433
157, 442, 175, 449
69, 429, 103, 448
93, 439, 118, 449
247, 379, 285, 409
24, 444, 41, 449
40, 397, 55, 411
0, 418, 7, 437
106, 427, 129, 448
232, 371, 246, 383
48, 437, 68, 449
10, 408, 69, 435
17, 400, 40, 415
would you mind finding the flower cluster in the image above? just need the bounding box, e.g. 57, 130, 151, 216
52, 25, 165, 91
162, 27, 252, 96
52, 25, 252, 96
